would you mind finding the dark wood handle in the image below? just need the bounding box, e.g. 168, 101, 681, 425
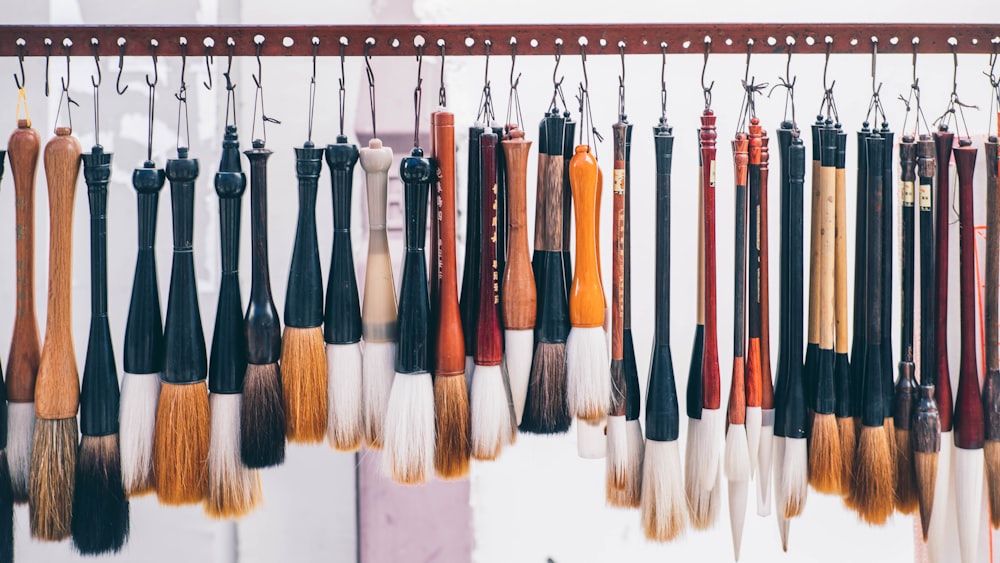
245, 144, 282, 362
899, 138, 917, 359
461, 126, 485, 358
501, 131, 536, 332
493, 125, 508, 302
850, 127, 871, 420
612, 122, 627, 362
432, 113, 465, 376
123, 162, 166, 376
700, 112, 721, 412
728, 134, 749, 425
984, 138, 1000, 441
917, 136, 937, 389
687, 129, 705, 420
933, 130, 955, 431
747, 120, 763, 409
861, 135, 885, 428
396, 149, 433, 374
285, 143, 325, 329
954, 144, 983, 449
879, 127, 895, 423
781, 133, 808, 439
534, 114, 565, 251
476, 133, 502, 365
324, 142, 362, 345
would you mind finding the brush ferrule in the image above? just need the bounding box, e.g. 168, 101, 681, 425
646, 344, 680, 442
913, 385, 941, 454
895, 361, 917, 431
532, 251, 570, 344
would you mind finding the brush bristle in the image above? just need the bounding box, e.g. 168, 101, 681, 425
914, 450, 938, 540
986, 441, 1000, 529
745, 407, 762, 479
566, 327, 611, 421
884, 418, 897, 479
641, 439, 688, 541
606, 415, 629, 492
608, 417, 645, 507
434, 375, 470, 479
520, 342, 570, 434
756, 417, 774, 517
119, 373, 160, 497
28, 417, 77, 541
728, 475, 749, 560
782, 437, 809, 518
153, 381, 209, 505
808, 414, 843, 494
241, 363, 286, 467
327, 343, 363, 452
851, 425, 896, 524
725, 424, 751, 482
382, 372, 435, 484
71, 435, 129, 555
470, 365, 513, 461
505, 330, 534, 425
0, 450, 13, 563
837, 416, 856, 499
206, 394, 261, 519
772, 436, 786, 528
685, 418, 721, 529
695, 408, 723, 489
7, 402, 36, 503
894, 427, 918, 514
281, 327, 328, 444
362, 341, 395, 449
954, 446, 985, 563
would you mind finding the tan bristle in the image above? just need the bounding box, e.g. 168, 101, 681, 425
281, 327, 328, 443
154, 381, 209, 505
433, 375, 470, 479
884, 418, 897, 479
808, 414, 843, 494
205, 393, 262, 519
607, 419, 644, 508
837, 416, 856, 499
28, 418, 77, 541
987, 441, 1000, 529
894, 427, 918, 514
913, 451, 938, 540
852, 425, 895, 524
641, 440, 687, 541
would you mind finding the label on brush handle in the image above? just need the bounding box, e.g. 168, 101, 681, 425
919, 181, 931, 210
903, 181, 914, 206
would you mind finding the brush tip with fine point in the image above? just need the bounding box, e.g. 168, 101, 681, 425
6, 402, 36, 503
641, 439, 687, 542
383, 372, 435, 484
327, 343, 363, 452
206, 393, 262, 520
894, 428, 919, 514
913, 450, 938, 539
0, 450, 13, 563
281, 327, 328, 444
725, 424, 751, 483
504, 329, 534, 425
686, 418, 722, 529
154, 381, 209, 506
807, 414, 843, 494
986, 441, 1000, 529
607, 417, 644, 507
28, 417, 78, 541
71, 435, 129, 555
566, 327, 611, 421
362, 341, 396, 449
433, 375, 470, 479
782, 437, 809, 519
520, 342, 571, 435
240, 363, 286, 468
470, 364, 513, 461
852, 425, 896, 525
119, 374, 160, 497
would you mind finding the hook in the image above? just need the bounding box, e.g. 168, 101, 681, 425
90, 38, 102, 88
55, 39, 78, 132
44, 38, 52, 96
870, 37, 880, 99
617, 41, 626, 119
223, 38, 235, 90
251, 38, 280, 145
660, 42, 668, 120
203, 42, 214, 90
14, 40, 26, 90
176, 38, 188, 99
700, 37, 714, 109
483, 39, 492, 91
477, 40, 495, 123
364, 39, 377, 139
413, 44, 424, 148
577, 42, 602, 146
510, 40, 519, 93
549, 39, 565, 113
116, 39, 128, 94
506, 38, 522, 130
438, 40, 447, 107
822, 39, 833, 98
145, 40, 158, 88
310, 37, 321, 142
61, 40, 74, 94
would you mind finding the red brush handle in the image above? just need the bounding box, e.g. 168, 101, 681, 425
954, 144, 983, 449
701, 110, 721, 411
612, 123, 627, 362
475, 132, 502, 365
434, 112, 466, 376
759, 133, 774, 411
934, 130, 955, 432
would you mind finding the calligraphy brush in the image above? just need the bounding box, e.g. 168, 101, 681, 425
562, 114, 575, 301
746, 120, 764, 481
757, 132, 776, 516
984, 133, 1000, 528
205, 124, 260, 518
848, 122, 872, 476
803, 118, 823, 431
893, 135, 919, 513
621, 119, 644, 506
0, 149, 12, 563
578, 155, 608, 459
460, 124, 485, 382
29, 125, 81, 540
641, 117, 687, 541
6, 120, 41, 503
878, 123, 897, 480
833, 127, 855, 495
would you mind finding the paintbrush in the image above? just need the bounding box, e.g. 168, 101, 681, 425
746, 120, 764, 480
726, 133, 751, 559
952, 140, 983, 563
323, 137, 363, 452
281, 137, 329, 444
521, 111, 570, 434
72, 142, 129, 554
641, 117, 687, 541
154, 147, 209, 505
621, 119, 644, 506
984, 134, 1000, 528
460, 124, 486, 383
833, 127, 854, 496
913, 134, 941, 538
6, 120, 41, 504
757, 132, 776, 517
809, 124, 842, 495
0, 148, 12, 562
383, 147, 435, 484
803, 118, 823, 432
894, 135, 919, 513
878, 124, 897, 477
433, 110, 470, 478
29, 125, 81, 540
206, 124, 261, 518
562, 114, 576, 302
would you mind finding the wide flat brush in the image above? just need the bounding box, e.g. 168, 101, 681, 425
6, 120, 41, 504
206, 124, 260, 519
641, 117, 687, 541
833, 128, 855, 497
621, 120, 644, 507
154, 147, 209, 505
29, 126, 81, 540
757, 133, 776, 516
746, 120, 764, 480
984, 134, 1000, 528
460, 124, 485, 383
0, 149, 13, 562
803, 118, 823, 431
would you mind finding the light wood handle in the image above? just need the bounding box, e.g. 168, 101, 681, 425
569, 145, 603, 328
501, 134, 536, 331
834, 164, 849, 354
807, 157, 821, 345
360, 140, 398, 339
819, 156, 836, 350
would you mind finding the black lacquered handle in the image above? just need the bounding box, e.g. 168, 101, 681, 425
124, 161, 165, 375
782, 134, 807, 440
562, 115, 576, 292
396, 149, 433, 374
493, 124, 508, 293
245, 142, 282, 364
917, 135, 936, 388
879, 128, 895, 420
324, 141, 362, 344
286, 143, 325, 329
460, 127, 485, 356
862, 135, 886, 428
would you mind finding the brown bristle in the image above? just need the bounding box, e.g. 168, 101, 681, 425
240, 363, 287, 468
28, 418, 77, 541
154, 382, 209, 505
986, 441, 1000, 529
519, 343, 571, 434
808, 414, 843, 494
837, 416, 856, 499
884, 418, 897, 478
852, 425, 896, 524
894, 428, 919, 514
607, 421, 644, 508
206, 394, 262, 520
914, 451, 938, 539
280, 327, 328, 443
71, 435, 129, 555
0, 450, 14, 562
433, 375, 470, 479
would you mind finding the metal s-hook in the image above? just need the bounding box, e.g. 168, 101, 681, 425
659, 42, 668, 120
223, 38, 237, 129
438, 39, 447, 107
822, 39, 834, 99
477, 40, 495, 123
251, 37, 280, 146
176, 37, 188, 99
412, 44, 424, 148
14, 39, 26, 90
116, 38, 128, 94
577, 41, 602, 147
90, 38, 102, 88
700, 37, 714, 109
203, 41, 214, 90
549, 39, 565, 113
870, 36, 880, 100
91, 38, 102, 145
44, 38, 52, 97
55, 39, 79, 131
505, 38, 523, 130
175, 37, 191, 151
617, 41, 626, 119
145, 40, 159, 88
364, 39, 377, 140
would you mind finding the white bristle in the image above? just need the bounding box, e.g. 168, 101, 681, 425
757, 410, 775, 516
728, 474, 749, 560
641, 439, 688, 541
745, 406, 762, 478
503, 329, 534, 425
773, 435, 789, 550
926, 435, 955, 563
382, 372, 435, 484
697, 408, 724, 490
577, 417, 607, 459
119, 372, 160, 494
470, 364, 513, 460
327, 342, 364, 451
606, 415, 629, 485
953, 445, 984, 563
6, 401, 36, 498
566, 327, 611, 420
781, 436, 808, 519
725, 423, 751, 482
362, 340, 395, 447
627, 419, 645, 477
686, 416, 722, 528
465, 356, 475, 392
207, 393, 260, 517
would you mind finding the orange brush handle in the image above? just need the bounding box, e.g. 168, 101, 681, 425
569, 145, 604, 328
746, 120, 763, 409
433, 112, 466, 377
501, 129, 536, 332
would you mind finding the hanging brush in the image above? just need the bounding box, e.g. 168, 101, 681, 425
0, 148, 12, 563
29, 114, 82, 540
985, 133, 1000, 528
877, 123, 897, 477
6, 117, 41, 504
757, 131, 776, 517
621, 115, 644, 507
562, 114, 576, 303
461, 121, 486, 384
746, 119, 764, 481
803, 117, 823, 431
772, 122, 793, 545
833, 126, 854, 496
893, 135, 919, 514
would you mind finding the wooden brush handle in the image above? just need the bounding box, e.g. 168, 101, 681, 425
6, 121, 42, 403
819, 127, 837, 352
461, 126, 485, 350
899, 137, 917, 358
954, 144, 983, 449
475, 132, 502, 366
432, 113, 465, 376
934, 130, 955, 431
859, 135, 886, 428
124, 162, 166, 376
501, 129, 536, 332
360, 139, 398, 343
623, 122, 634, 333
612, 122, 628, 362
746, 121, 763, 409
562, 116, 576, 272
324, 141, 362, 346
569, 145, 604, 328
534, 114, 563, 251
807, 121, 823, 349
429, 114, 441, 359
879, 127, 895, 421
727, 135, 748, 426
396, 148, 433, 375
984, 138, 1000, 441
36, 127, 82, 419
244, 142, 282, 363
701, 112, 721, 412
284, 142, 325, 329
759, 134, 774, 411
596, 166, 605, 316
834, 129, 849, 355
532, 114, 570, 345
917, 136, 937, 389
687, 131, 705, 420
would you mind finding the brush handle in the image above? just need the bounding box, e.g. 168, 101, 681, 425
701, 113, 721, 412
686, 130, 705, 420
501, 131, 536, 332
324, 142, 362, 346
834, 128, 851, 418
562, 117, 576, 293
162, 150, 207, 385
895, 137, 918, 430
124, 163, 166, 376
244, 143, 282, 363
917, 136, 937, 389
396, 148, 433, 375
7, 122, 42, 403
494, 124, 508, 296
815, 127, 837, 415
984, 138, 1000, 441
861, 136, 885, 428
774, 124, 795, 437
612, 122, 628, 362
476, 132, 502, 366
807, 121, 822, 355
433, 114, 465, 376
568, 145, 603, 328
782, 133, 807, 439
0, 149, 5, 446
851, 126, 871, 419
461, 126, 485, 356
954, 144, 983, 450
35, 128, 81, 419
727, 134, 749, 425
361, 139, 398, 344
760, 134, 774, 412
934, 130, 955, 432
532, 114, 569, 345
596, 167, 605, 317
622, 122, 639, 422
880, 128, 895, 422
429, 115, 441, 363
535, 114, 565, 251
284, 143, 325, 329
747, 121, 763, 409
210, 127, 248, 395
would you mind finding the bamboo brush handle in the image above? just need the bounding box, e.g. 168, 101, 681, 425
819, 128, 836, 353
324, 141, 362, 346
934, 130, 955, 431
808, 121, 822, 350
7, 121, 42, 403
36, 127, 81, 419
361, 138, 398, 343
701, 113, 721, 411
245, 142, 282, 363
569, 145, 603, 328
954, 143, 983, 449
396, 148, 433, 375
760, 134, 774, 411
834, 130, 849, 355
729, 134, 749, 425
984, 137, 1000, 442
284, 142, 325, 330
746, 121, 763, 409
501, 129, 536, 332
917, 136, 937, 389
899, 138, 917, 360
431, 114, 465, 376
475, 132, 502, 366
612, 122, 627, 362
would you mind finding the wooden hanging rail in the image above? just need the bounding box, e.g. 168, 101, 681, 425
0, 24, 997, 58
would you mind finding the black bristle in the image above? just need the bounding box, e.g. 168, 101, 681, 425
240, 363, 287, 468
70, 436, 129, 555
